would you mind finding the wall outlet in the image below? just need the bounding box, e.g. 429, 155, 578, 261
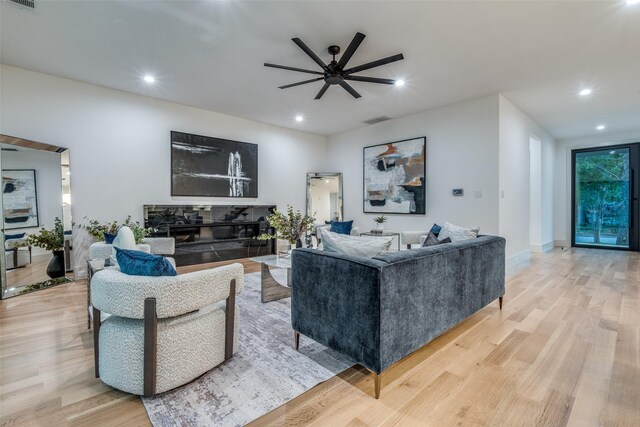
452, 188, 464, 196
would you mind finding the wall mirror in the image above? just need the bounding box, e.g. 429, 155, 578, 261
306, 173, 343, 224
0, 134, 73, 298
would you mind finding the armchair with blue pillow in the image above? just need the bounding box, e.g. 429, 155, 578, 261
312, 220, 360, 247
401, 222, 480, 249
4, 232, 32, 269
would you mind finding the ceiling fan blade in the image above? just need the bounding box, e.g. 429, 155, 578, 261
339, 80, 361, 99
279, 77, 324, 89
337, 32, 366, 69
343, 53, 404, 74
345, 75, 396, 85
292, 38, 328, 70
314, 83, 330, 100
264, 63, 324, 75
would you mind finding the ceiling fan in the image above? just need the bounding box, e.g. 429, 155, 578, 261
264, 32, 404, 100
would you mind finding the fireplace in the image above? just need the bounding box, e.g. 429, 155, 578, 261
144, 204, 276, 266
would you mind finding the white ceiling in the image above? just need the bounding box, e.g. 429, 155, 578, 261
1, 1, 639, 139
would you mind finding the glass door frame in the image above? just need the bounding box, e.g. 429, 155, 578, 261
571, 143, 639, 251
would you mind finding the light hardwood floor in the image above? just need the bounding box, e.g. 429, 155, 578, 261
1, 248, 638, 426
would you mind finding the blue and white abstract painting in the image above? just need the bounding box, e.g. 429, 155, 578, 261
171, 131, 258, 198
363, 137, 426, 214
2, 169, 39, 230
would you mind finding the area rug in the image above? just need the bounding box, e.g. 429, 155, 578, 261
142, 270, 353, 426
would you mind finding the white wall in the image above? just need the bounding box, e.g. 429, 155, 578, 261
1, 149, 63, 256
0, 65, 326, 274
498, 96, 556, 260
325, 95, 501, 238
554, 129, 640, 246
529, 137, 542, 247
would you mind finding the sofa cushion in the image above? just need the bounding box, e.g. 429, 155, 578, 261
422, 232, 452, 247
115, 247, 177, 277
437, 221, 479, 242
330, 220, 353, 235
321, 229, 392, 258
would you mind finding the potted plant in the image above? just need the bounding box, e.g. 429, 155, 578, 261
27, 217, 66, 279
257, 205, 315, 253
79, 215, 154, 244
373, 215, 387, 231
79, 217, 120, 243
122, 215, 154, 244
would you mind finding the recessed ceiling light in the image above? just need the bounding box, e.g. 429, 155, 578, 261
295, 115, 304, 122
626, 0, 639, 5
395, 79, 405, 87
143, 75, 156, 83
597, 125, 606, 131
579, 88, 592, 96
325, 179, 330, 183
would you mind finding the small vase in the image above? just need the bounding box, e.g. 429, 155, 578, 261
46, 250, 66, 279
377, 223, 384, 231
295, 238, 303, 248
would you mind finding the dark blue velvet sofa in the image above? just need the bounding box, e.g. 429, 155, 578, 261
291, 235, 505, 398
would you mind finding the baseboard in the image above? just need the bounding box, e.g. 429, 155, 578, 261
530, 241, 554, 253
505, 250, 531, 269
554, 239, 570, 249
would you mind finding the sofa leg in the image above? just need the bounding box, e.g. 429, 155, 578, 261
93, 306, 101, 378
225, 279, 236, 361
144, 298, 157, 397
499, 296, 504, 310
294, 331, 300, 351
373, 372, 382, 399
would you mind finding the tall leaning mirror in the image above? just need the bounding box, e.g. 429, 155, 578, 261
306, 172, 343, 224
0, 134, 74, 298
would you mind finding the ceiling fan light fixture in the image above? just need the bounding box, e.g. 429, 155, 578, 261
265, 32, 404, 100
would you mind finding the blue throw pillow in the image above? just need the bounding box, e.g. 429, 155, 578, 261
115, 247, 177, 277
5, 233, 26, 240
429, 223, 442, 237
104, 233, 117, 244
330, 220, 353, 235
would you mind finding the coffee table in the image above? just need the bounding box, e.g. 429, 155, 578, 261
249, 254, 292, 303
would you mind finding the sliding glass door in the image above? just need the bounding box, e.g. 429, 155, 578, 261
572, 144, 639, 250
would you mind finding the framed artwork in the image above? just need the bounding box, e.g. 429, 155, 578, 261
363, 137, 426, 214
171, 131, 258, 198
2, 169, 39, 229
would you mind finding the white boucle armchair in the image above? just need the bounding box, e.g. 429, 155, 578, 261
91, 263, 244, 396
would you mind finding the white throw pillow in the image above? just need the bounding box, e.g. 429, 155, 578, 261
111, 226, 137, 258
437, 222, 480, 242
320, 229, 393, 258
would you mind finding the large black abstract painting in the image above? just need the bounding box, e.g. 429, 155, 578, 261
363, 137, 426, 214
171, 131, 258, 198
